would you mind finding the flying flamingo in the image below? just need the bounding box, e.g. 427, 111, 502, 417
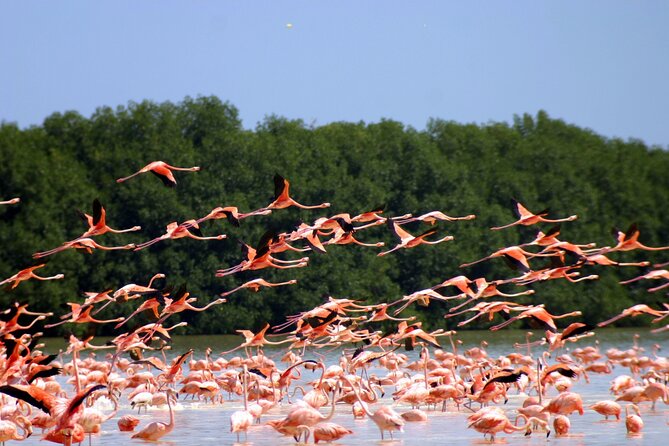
77, 198, 141, 237
597, 304, 667, 327
33, 238, 136, 258
116, 160, 200, 187
134, 220, 225, 250
378, 221, 453, 256
491, 200, 577, 230
219, 278, 298, 297
490, 306, 582, 332
394, 210, 476, 224
216, 236, 308, 277
221, 323, 294, 356
585, 254, 650, 267
131, 389, 177, 441
262, 174, 331, 211
44, 303, 125, 328
606, 223, 669, 253
620, 269, 669, 292
197, 205, 272, 226
388, 288, 463, 315
0, 264, 64, 289
460, 246, 558, 272
0, 197, 20, 205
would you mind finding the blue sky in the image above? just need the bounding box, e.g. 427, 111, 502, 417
2, 1, 668, 147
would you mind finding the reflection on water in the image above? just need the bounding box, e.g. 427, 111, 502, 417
17, 328, 669, 445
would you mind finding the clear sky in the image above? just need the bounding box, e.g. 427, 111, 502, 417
2, 1, 668, 147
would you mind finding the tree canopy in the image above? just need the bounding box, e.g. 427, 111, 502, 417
1, 97, 668, 336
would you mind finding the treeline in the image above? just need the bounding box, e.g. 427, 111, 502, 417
1, 96, 668, 337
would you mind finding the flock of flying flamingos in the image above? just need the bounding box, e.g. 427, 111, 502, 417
0, 159, 668, 444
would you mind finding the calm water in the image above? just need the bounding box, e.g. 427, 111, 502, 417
13, 329, 669, 445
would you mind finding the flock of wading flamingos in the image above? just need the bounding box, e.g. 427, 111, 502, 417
0, 160, 668, 445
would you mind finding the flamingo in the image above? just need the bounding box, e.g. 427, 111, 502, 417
394, 210, 476, 224
33, 238, 136, 258
0, 416, 32, 443
341, 376, 405, 440
620, 269, 669, 293
378, 221, 453, 256
197, 205, 271, 226
585, 254, 650, 267
597, 304, 667, 327
553, 414, 571, 436
460, 245, 558, 272
134, 220, 225, 250
44, 303, 125, 328
541, 392, 584, 416
590, 400, 621, 420
263, 174, 331, 210
491, 200, 577, 230
77, 199, 141, 237
230, 366, 254, 442
267, 381, 340, 440
490, 306, 582, 332
606, 223, 669, 253
131, 389, 177, 441
117, 415, 140, 432
295, 422, 354, 443
116, 160, 200, 187
468, 407, 550, 441
0, 264, 64, 289
219, 278, 298, 297
625, 404, 643, 434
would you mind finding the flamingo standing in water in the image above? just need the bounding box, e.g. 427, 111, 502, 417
341, 376, 405, 440
116, 161, 200, 187
491, 200, 577, 230
625, 404, 643, 434
467, 407, 550, 441
131, 389, 177, 441
262, 174, 331, 211
0, 416, 32, 442
230, 365, 254, 442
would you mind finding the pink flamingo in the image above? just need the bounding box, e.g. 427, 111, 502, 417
116, 160, 199, 187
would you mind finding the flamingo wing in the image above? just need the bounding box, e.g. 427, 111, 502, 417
0, 384, 57, 415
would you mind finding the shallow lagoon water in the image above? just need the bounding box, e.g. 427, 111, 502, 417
13, 328, 669, 445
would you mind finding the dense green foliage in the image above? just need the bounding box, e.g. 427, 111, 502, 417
1, 97, 668, 337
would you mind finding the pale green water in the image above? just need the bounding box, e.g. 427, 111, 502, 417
12, 329, 669, 445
